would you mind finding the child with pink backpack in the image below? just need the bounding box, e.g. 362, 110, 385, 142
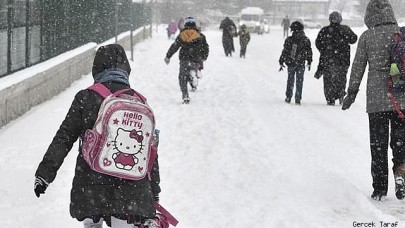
34, 44, 177, 228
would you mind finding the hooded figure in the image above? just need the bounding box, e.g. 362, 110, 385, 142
238, 24, 251, 58
34, 44, 161, 227
342, 0, 405, 201
315, 11, 358, 105
165, 16, 209, 103
279, 21, 312, 105
219, 16, 237, 56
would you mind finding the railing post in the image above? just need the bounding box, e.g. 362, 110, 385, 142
7, 0, 14, 74
25, 0, 30, 67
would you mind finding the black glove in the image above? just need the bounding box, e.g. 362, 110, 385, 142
164, 57, 170, 65
342, 93, 357, 110
279, 64, 285, 72
314, 69, 322, 79
34, 176, 49, 198
153, 194, 159, 202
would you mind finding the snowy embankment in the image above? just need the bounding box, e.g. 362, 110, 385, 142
1, 25, 405, 228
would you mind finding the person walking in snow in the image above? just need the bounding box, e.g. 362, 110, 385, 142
238, 24, 251, 58
279, 21, 312, 105
342, 0, 405, 201
177, 17, 184, 31
34, 44, 162, 227
167, 20, 178, 39
315, 11, 358, 105
219, 16, 237, 57
164, 16, 209, 104
281, 15, 290, 38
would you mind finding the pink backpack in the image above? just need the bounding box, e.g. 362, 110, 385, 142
81, 83, 157, 180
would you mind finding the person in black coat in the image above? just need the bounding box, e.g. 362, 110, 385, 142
315, 11, 358, 105
164, 16, 209, 104
238, 24, 251, 58
34, 44, 161, 227
281, 15, 290, 38
279, 21, 313, 105
219, 16, 237, 57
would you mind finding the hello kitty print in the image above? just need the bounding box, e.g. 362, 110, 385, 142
98, 110, 153, 178
112, 128, 144, 171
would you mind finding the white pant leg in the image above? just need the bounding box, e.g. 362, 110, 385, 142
83, 218, 104, 228
111, 216, 137, 228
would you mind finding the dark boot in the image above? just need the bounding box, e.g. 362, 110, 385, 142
394, 163, 405, 200
327, 100, 335, 106
371, 190, 387, 201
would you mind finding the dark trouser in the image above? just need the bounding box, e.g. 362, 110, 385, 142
285, 65, 305, 101
369, 111, 405, 194
240, 43, 247, 57
222, 37, 234, 56
179, 61, 198, 99
283, 28, 289, 37
323, 63, 348, 103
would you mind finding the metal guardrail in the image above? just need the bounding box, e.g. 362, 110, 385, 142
0, 0, 151, 78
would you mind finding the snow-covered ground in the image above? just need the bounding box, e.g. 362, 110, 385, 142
1, 25, 405, 228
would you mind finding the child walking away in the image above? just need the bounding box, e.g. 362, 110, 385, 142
279, 21, 312, 105
238, 24, 251, 58
167, 20, 178, 39
34, 44, 178, 227
164, 16, 209, 104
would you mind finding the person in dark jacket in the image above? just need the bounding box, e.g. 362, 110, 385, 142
34, 44, 161, 227
279, 21, 313, 105
281, 15, 290, 38
315, 11, 358, 105
164, 16, 209, 104
238, 24, 251, 58
342, 0, 405, 201
219, 16, 237, 57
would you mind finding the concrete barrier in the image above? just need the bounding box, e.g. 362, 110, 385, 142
0, 26, 151, 129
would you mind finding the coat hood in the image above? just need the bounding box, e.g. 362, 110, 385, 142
290, 21, 304, 32
179, 28, 201, 43
92, 44, 131, 77
364, 0, 397, 28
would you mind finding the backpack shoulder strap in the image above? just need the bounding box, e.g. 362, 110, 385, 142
88, 83, 112, 98
132, 90, 147, 104
154, 202, 179, 226
88, 83, 147, 104
388, 79, 405, 119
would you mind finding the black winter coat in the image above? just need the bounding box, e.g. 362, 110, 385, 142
35, 81, 161, 221
220, 18, 237, 40
315, 23, 357, 68
166, 27, 209, 63
238, 29, 250, 47
279, 30, 313, 67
